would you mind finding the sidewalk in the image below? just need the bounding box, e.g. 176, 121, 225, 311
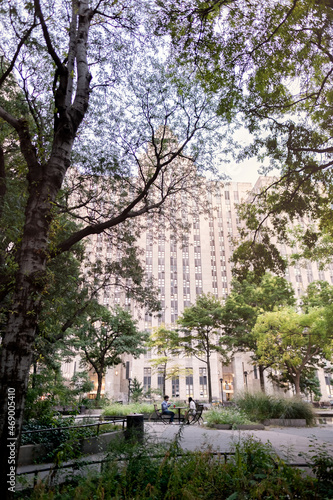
145, 421, 333, 463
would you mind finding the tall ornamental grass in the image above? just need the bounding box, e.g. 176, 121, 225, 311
235, 392, 316, 425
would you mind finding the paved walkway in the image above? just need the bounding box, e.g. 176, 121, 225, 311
145, 421, 333, 463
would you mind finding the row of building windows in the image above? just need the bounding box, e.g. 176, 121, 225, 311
143, 367, 208, 397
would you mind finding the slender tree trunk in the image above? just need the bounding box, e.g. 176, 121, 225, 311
96, 373, 103, 401
207, 355, 212, 403
259, 364, 266, 393
294, 372, 301, 395
163, 363, 167, 397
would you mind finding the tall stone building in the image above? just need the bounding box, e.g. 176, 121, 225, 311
62, 176, 333, 403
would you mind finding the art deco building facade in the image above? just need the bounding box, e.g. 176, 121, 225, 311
62, 176, 333, 403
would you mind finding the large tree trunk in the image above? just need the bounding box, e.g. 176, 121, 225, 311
0, 141, 76, 497
0, 2, 91, 493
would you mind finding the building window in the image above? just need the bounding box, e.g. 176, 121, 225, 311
199, 367, 207, 397
172, 376, 179, 398
157, 369, 164, 393
325, 374, 333, 396
143, 367, 151, 393
186, 369, 193, 397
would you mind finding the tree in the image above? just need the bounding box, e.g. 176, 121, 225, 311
0, 1, 229, 487
159, 0, 333, 267
146, 325, 182, 396
130, 377, 144, 403
72, 306, 148, 401
220, 273, 296, 391
176, 293, 224, 402
253, 307, 333, 395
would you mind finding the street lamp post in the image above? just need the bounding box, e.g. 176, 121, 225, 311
244, 371, 248, 389
220, 378, 223, 405
128, 378, 132, 403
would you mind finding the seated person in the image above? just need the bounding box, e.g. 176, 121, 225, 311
185, 397, 196, 423
161, 395, 175, 423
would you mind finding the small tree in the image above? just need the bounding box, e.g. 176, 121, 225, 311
254, 307, 332, 395
176, 294, 224, 403
130, 377, 144, 403
72, 306, 148, 401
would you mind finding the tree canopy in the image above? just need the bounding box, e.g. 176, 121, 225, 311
220, 273, 296, 391
71, 305, 147, 401
254, 307, 333, 395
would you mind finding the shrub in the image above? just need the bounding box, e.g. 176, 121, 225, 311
235, 391, 316, 425
205, 407, 256, 428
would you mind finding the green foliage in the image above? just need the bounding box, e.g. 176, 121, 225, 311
21, 416, 119, 463
20, 433, 324, 499
130, 377, 144, 403
205, 407, 256, 428
71, 305, 148, 400
254, 307, 332, 394
102, 403, 155, 417
177, 293, 225, 402
235, 392, 316, 426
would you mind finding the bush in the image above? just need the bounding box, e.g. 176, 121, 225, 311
21, 434, 323, 499
235, 392, 316, 425
205, 407, 256, 428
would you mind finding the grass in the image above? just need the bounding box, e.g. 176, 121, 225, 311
102, 402, 155, 416
205, 407, 257, 428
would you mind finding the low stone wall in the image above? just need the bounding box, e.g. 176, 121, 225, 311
210, 424, 265, 430
18, 431, 123, 466
262, 419, 306, 427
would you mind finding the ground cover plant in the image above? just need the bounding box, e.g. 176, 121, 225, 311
16, 432, 333, 499
205, 407, 257, 428
235, 392, 316, 425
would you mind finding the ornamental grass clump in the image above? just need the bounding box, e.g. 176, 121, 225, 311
235, 391, 316, 425
102, 402, 154, 416
205, 407, 256, 428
